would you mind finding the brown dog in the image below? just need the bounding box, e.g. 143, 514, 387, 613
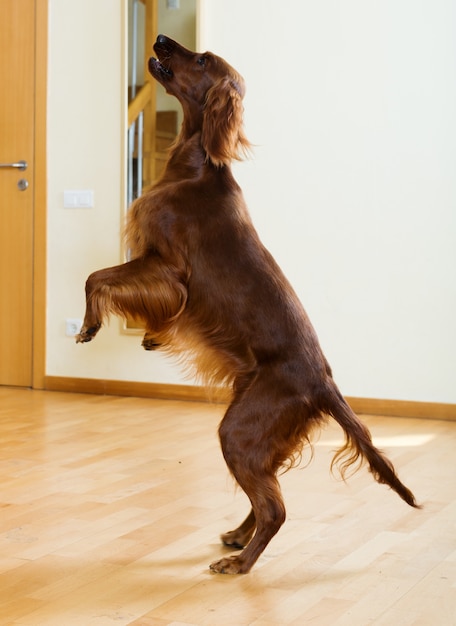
77, 35, 419, 574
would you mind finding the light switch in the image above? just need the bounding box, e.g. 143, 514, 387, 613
63, 190, 94, 208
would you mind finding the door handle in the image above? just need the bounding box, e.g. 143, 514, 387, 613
0, 160, 27, 171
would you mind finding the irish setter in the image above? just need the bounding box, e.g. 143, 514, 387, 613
77, 35, 419, 574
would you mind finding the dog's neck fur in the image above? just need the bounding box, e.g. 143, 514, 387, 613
163, 131, 222, 181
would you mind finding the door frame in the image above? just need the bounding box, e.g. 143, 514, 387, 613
32, 0, 48, 388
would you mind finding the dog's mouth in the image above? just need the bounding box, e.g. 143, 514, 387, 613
149, 35, 175, 80
149, 56, 173, 79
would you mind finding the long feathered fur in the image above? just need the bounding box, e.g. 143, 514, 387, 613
201, 76, 251, 167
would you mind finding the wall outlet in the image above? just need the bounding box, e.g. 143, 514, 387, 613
65, 318, 83, 337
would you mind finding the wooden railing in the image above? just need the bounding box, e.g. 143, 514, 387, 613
128, 82, 152, 127
128, 88, 155, 205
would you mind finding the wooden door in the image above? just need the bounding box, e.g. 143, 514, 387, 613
0, 0, 36, 386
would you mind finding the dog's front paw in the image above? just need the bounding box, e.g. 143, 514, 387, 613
75, 323, 101, 344
209, 556, 248, 575
142, 335, 161, 351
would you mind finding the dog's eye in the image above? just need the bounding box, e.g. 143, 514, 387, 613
197, 55, 207, 67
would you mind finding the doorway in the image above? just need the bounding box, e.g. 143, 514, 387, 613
127, 0, 197, 200
0, 0, 47, 387
125, 0, 196, 332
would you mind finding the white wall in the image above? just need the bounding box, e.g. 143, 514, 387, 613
199, 0, 456, 404
46, 0, 456, 403
47, 0, 185, 385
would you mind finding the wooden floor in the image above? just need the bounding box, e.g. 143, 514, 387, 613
0, 388, 455, 625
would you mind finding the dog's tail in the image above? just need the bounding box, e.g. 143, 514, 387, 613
323, 383, 420, 508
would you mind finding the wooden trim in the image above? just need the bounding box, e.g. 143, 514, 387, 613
32, 0, 48, 389
43, 376, 456, 421
44, 376, 230, 404
142, 0, 157, 186
345, 396, 456, 422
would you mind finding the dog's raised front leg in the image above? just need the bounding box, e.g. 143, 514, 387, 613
75, 268, 109, 343
76, 256, 188, 345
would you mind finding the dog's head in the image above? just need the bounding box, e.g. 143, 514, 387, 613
149, 35, 250, 167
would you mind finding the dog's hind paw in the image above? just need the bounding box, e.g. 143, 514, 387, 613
209, 556, 249, 575
221, 530, 247, 550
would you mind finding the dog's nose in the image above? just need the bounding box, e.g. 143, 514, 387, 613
156, 34, 168, 45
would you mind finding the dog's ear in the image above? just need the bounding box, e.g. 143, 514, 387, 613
201, 77, 251, 167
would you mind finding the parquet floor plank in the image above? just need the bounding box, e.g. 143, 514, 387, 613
0, 388, 454, 625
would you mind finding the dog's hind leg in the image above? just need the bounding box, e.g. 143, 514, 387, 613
211, 431, 286, 575
210, 388, 304, 574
